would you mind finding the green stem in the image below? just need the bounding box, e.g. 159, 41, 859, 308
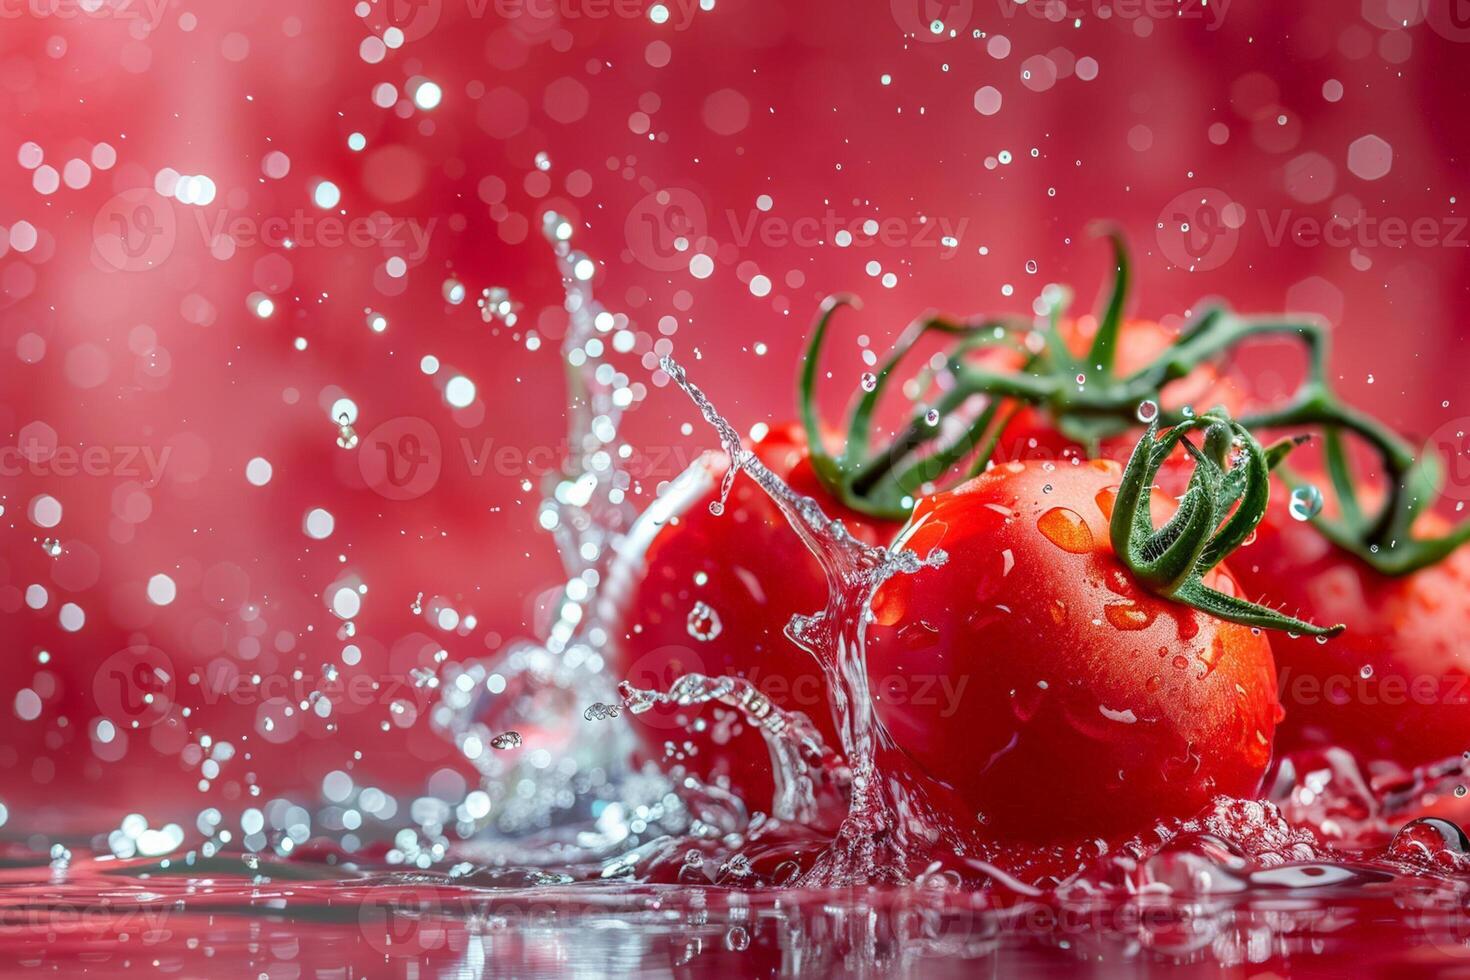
1111, 415, 1344, 637
1084, 223, 1130, 376
794, 235, 1468, 578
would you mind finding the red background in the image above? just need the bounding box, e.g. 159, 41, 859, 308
0, 0, 1466, 835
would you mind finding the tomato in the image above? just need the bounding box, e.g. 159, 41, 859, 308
1233, 482, 1470, 771
865, 457, 1283, 843
611, 422, 903, 807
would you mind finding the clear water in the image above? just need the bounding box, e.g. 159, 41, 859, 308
9, 215, 1470, 975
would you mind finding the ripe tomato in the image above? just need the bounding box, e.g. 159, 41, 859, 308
611, 422, 902, 807
1234, 482, 1470, 771
865, 457, 1283, 843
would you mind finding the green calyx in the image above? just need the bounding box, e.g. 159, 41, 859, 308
798, 227, 1470, 576
1111, 413, 1344, 637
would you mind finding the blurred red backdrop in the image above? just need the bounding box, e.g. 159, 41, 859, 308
0, 0, 1466, 836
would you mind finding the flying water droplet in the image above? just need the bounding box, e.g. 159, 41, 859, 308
924, 408, 940, 426
1389, 816, 1470, 860
686, 600, 723, 642
489, 731, 523, 750
860, 372, 878, 392
1289, 485, 1324, 522
583, 702, 621, 721
336, 413, 359, 450
1136, 400, 1159, 423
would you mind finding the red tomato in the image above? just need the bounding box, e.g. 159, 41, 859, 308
865, 458, 1283, 843
1233, 482, 1470, 771
611, 422, 902, 807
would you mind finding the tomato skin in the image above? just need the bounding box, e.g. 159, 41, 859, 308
1233, 484, 1470, 770
611, 422, 902, 806
865, 459, 1282, 843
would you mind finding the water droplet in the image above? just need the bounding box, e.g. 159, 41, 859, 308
489, 731, 523, 750
1289, 485, 1324, 521
1105, 602, 1155, 631
1136, 400, 1159, 423
860, 372, 878, 392
41, 538, 62, 557
1037, 507, 1095, 554
1389, 816, 1470, 860
1359, 665, 1374, 679
1075, 373, 1087, 386
583, 702, 621, 721
924, 408, 940, 426
686, 600, 723, 642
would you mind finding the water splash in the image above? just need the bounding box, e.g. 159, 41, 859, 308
659, 354, 976, 885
